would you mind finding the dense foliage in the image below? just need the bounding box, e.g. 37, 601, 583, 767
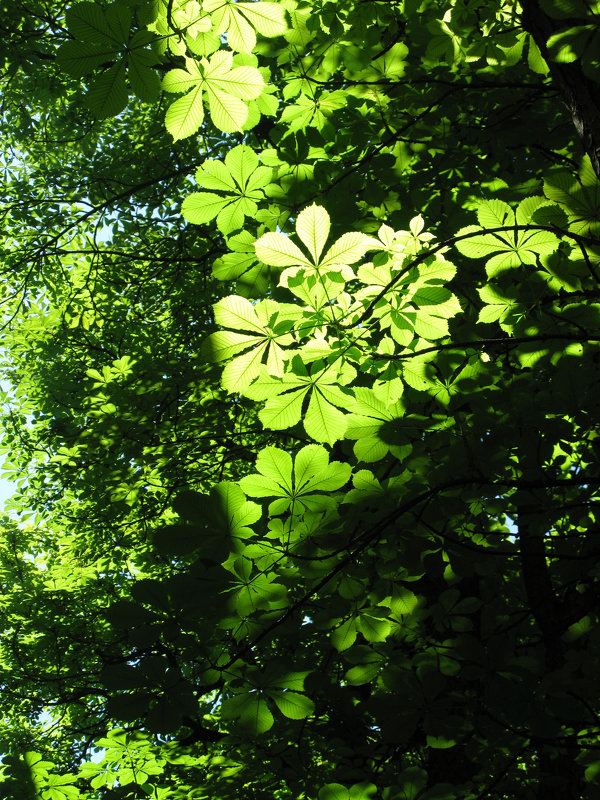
1, 0, 600, 798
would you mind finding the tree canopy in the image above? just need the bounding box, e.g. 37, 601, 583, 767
1, 0, 600, 798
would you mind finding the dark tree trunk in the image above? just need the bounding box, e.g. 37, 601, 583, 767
519, 495, 584, 800
520, 0, 600, 180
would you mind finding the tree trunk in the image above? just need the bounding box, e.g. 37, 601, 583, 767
518, 494, 584, 799
520, 0, 600, 180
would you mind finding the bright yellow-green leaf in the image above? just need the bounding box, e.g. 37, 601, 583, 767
255, 232, 313, 268
296, 204, 330, 263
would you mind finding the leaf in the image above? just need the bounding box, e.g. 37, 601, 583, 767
221, 343, 267, 392
162, 51, 265, 137
397, 767, 428, 800
202, 330, 259, 362
240, 444, 349, 518
304, 390, 348, 445
346, 662, 381, 685
293, 444, 350, 492
389, 587, 419, 618
86, 62, 128, 118
319, 784, 350, 800
66, 2, 123, 45
164, 85, 205, 140
320, 232, 380, 269
128, 51, 161, 103
259, 386, 308, 429
476, 198, 512, 227
56, 41, 115, 77
213, 295, 265, 334
207, 86, 249, 133
183, 146, 271, 232
331, 618, 358, 651
255, 231, 313, 268
255, 447, 293, 491
269, 690, 315, 719
226, 144, 259, 186
236, 2, 288, 37
182, 192, 231, 224
220, 692, 274, 734
359, 610, 392, 642
296, 204, 331, 263
210, 62, 265, 101
205, 0, 287, 52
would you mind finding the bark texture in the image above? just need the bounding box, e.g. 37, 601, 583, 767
520, 0, 600, 180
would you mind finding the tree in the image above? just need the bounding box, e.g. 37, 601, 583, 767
1, 0, 600, 798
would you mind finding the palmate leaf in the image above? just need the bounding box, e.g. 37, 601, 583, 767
319, 231, 381, 269
182, 192, 232, 224
204, 0, 287, 53
253, 361, 356, 443
345, 388, 407, 463
195, 158, 238, 191
255, 204, 379, 276
221, 343, 268, 392
57, 3, 161, 112
203, 297, 294, 389
57, 40, 117, 77
201, 330, 260, 362
239, 444, 350, 516
127, 35, 161, 102
164, 85, 205, 139
258, 386, 307, 429
543, 155, 600, 234
208, 86, 251, 132
477, 284, 520, 324
214, 294, 265, 333
455, 197, 561, 275
182, 145, 272, 233
331, 618, 358, 651
162, 51, 265, 138
220, 692, 274, 735
250, 447, 293, 493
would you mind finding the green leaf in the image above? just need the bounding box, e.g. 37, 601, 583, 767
331, 618, 358, 651
182, 192, 231, 224
358, 610, 392, 642
295, 203, 331, 263
269, 690, 315, 719
162, 51, 265, 137
255, 231, 313, 268
86, 62, 128, 118
389, 587, 419, 618
207, 86, 250, 133
66, 2, 123, 45
128, 51, 161, 103
303, 390, 348, 445
320, 232, 380, 269
236, 2, 288, 37
254, 447, 293, 491
346, 663, 381, 685
56, 41, 116, 77
319, 784, 350, 800
205, 0, 287, 52
259, 386, 307, 428
164, 85, 205, 140
221, 343, 267, 392
221, 692, 274, 734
